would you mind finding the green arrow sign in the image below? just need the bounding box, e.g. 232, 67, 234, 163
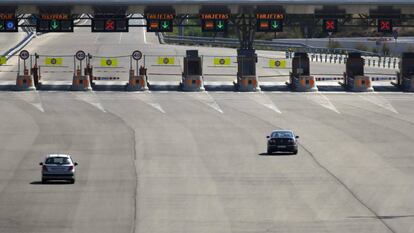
271, 20, 279, 29
216, 20, 224, 30
51, 19, 59, 30
161, 21, 169, 30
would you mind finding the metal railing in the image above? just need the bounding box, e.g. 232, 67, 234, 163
161, 34, 381, 57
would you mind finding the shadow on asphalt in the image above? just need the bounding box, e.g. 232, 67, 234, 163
30, 181, 72, 185
259, 152, 294, 156
0, 84, 406, 92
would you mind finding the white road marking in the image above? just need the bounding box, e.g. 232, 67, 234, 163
119, 33, 123, 44
148, 103, 166, 113
17, 91, 45, 112
187, 92, 224, 114
93, 33, 100, 44
359, 93, 399, 114
141, 19, 147, 44
74, 92, 106, 113
134, 93, 166, 113
307, 92, 340, 114
249, 92, 282, 114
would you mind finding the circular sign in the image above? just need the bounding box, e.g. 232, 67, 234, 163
219, 59, 225, 65
275, 60, 281, 67
132, 50, 142, 61
75, 50, 86, 61
106, 59, 112, 66
19, 50, 30, 60
51, 58, 57, 65
163, 58, 170, 64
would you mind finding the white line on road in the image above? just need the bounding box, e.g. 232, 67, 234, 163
306, 92, 340, 114
17, 91, 45, 113
148, 103, 166, 113
74, 91, 106, 113
119, 33, 123, 44
134, 93, 166, 113
249, 92, 282, 114
187, 92, 224, 114
359, 93, 399, 114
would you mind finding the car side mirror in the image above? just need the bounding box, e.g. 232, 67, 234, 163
74, 162, 78, 166
39, 162, 43, 166
295, 136, 299, 139
266, 136, 270, 139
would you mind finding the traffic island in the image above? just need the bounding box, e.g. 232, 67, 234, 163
15, 69, 36, 91
343, 53, 373, 92
289, 53, 318, 92
126, 68, 148, 91
396, 52, 414, 92
71, 69, 92, 91
236, 49, 260, 92
181, 50, 205, 92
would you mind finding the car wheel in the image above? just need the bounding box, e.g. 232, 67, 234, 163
41, 178, 47, 184
267, 150, 272, 155
69, 179, 75, 184
293, 150, 298, 155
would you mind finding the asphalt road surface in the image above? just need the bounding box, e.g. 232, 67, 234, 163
0, 91, 414, 233
0, 23, 413, 233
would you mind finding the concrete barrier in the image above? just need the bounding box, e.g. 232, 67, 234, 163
293, 76, 318, 92
126, 69, 148, 91
15, 69, 35, 91
237, 76, 260, 92
71, 69, 92, 91
347, 76, 374, 92
181, 75, 205, 92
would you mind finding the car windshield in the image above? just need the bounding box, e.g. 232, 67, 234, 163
45, 157, 70, 165
271, 131, 294, 138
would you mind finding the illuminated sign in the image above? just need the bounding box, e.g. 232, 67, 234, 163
145, 12, 175, 32
200, 13, 230, 32
92, 15, 129, 32
256, 13, 284, 32
0, 13, 18, 32
322, 19, 338, 33
37, 14, 73, 32
378, 19, 393, 33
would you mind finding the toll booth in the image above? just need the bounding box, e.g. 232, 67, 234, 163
127, 65, 148, 91
397, 52, 414, 92
343, 53, 373, 92
15, 52, 36, 91
236, 49, 260, 92
289, 52, 317, 92
181, 50, 204, 91
72, 52, 92, 91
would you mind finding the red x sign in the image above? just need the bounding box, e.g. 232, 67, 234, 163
323, 19, 338, 33
378, 19, 393, 33
105, 19, 115, 31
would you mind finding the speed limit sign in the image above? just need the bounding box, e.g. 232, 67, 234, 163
19, 50, 30, 60
75, 50, 86, 61
132, 50, 142, 61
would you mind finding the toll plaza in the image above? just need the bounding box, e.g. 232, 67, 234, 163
0, 1, 412, 93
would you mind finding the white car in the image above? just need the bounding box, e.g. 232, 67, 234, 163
39, 154, 78, 184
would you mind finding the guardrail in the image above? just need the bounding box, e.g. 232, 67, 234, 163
160, 34, 400, 69
161, 34, 381, 57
